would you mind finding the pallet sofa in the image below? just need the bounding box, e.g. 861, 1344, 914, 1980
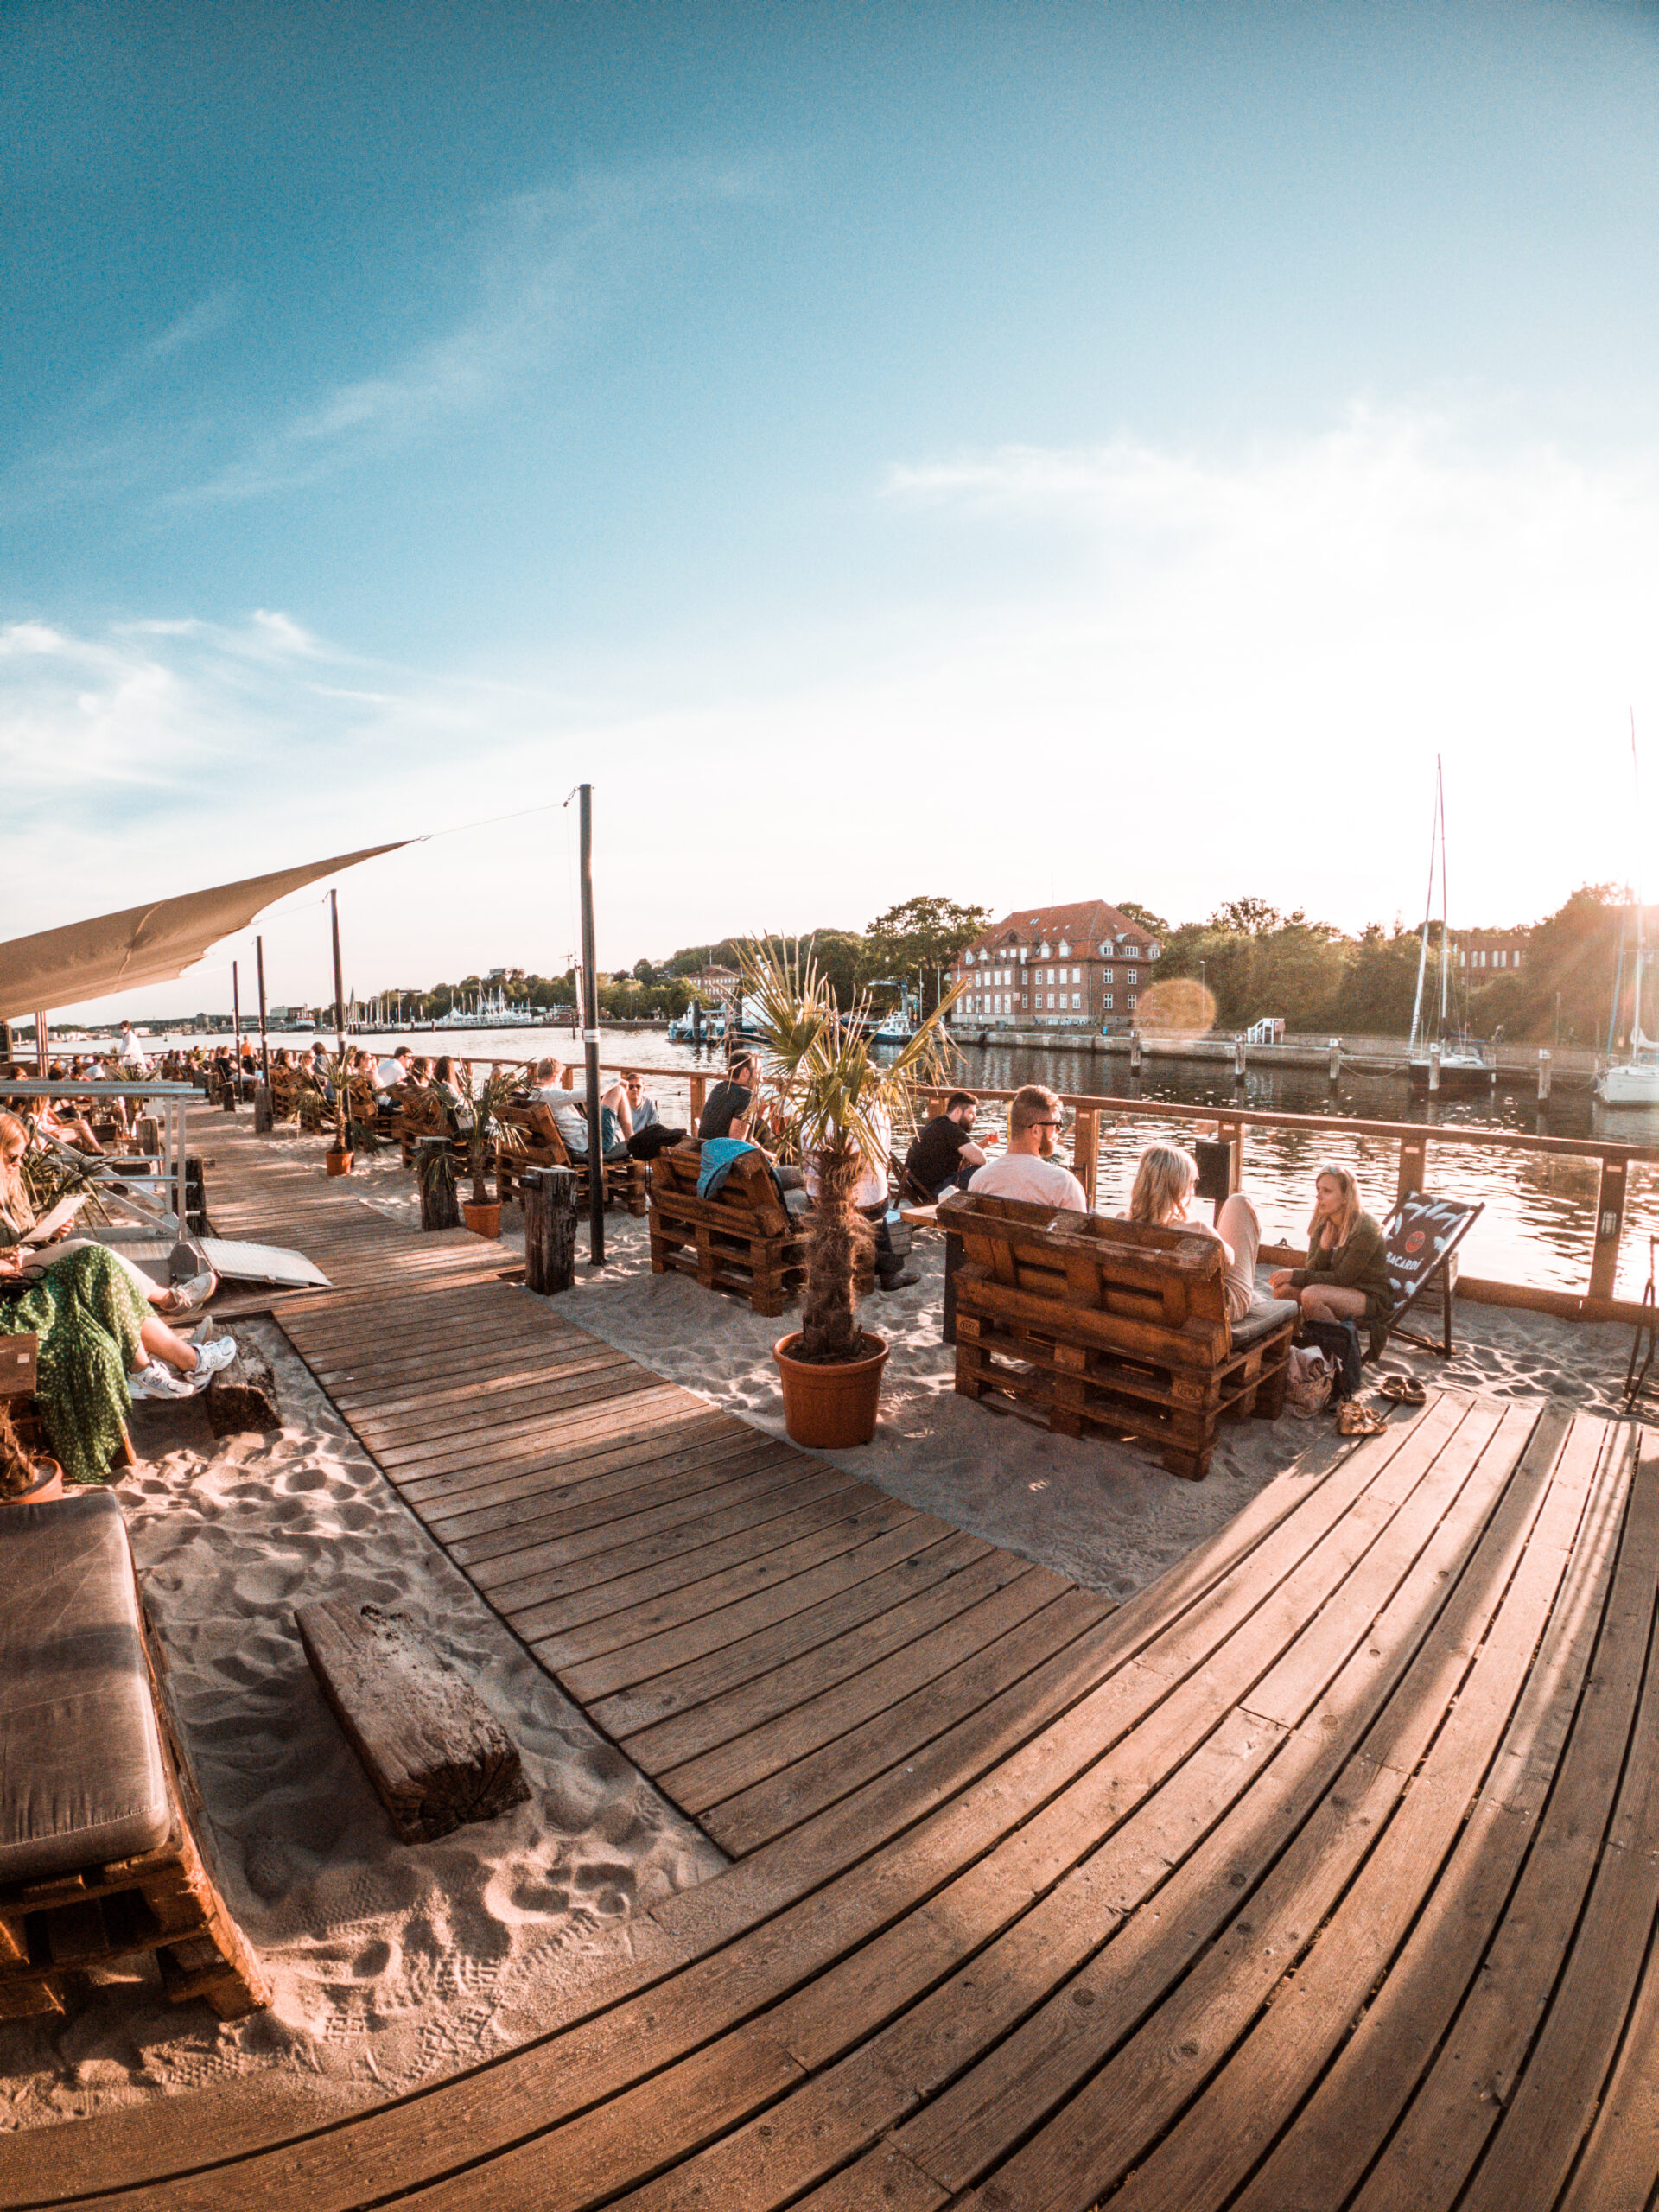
495, 1101, 648, 1217
0, 1488, 268, 2020
938, 1188, 1300, 1479
647, 1141, 878, 1316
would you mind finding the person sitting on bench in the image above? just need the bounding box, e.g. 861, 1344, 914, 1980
532, 1059, 631, 1162
903, 1090, 987, 1203
698, 1053, 760, 1141
1125, 1141, 1267, 1323
1269, 1165, 1392, 1332
620, 1070, 684, 1160
966, 1086, 1087, 1212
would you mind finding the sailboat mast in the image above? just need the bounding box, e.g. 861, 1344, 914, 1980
1630, 711, 1647, 1051
1437, 758, 1450, 1036
1408, 764, 1439, 1053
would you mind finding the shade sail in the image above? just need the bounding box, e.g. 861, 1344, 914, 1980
0, 842, 410, 1019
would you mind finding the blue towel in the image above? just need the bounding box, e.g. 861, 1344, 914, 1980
698, 1137, 758, 1200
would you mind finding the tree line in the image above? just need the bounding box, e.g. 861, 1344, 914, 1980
373, 885, 1640, 1046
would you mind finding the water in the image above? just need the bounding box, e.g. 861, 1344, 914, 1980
170, 1022, 1659, 1300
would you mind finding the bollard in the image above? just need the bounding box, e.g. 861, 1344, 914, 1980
1129, 1031, 1142, 1075
1328, 1038, 1341, 1084
417, 1135, 461, 1231
1232, 1037, 1246, 1084
523, 1166, 578, 1294
1537, 1049, 1552, 1102
253, 1083, 273, 1134
1428, 1042, 1441, 1094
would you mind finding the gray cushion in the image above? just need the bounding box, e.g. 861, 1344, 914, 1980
0, 1489, 171, 1883
1230, 1297, 1301, 1352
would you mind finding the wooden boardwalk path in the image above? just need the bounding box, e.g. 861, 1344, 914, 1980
10, 1118, 1659, 2211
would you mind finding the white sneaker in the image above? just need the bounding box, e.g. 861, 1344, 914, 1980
129, 1360, 192, 1402
188, 1335, 239, 1390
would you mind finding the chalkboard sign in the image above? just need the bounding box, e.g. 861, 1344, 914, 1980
1381, 1192, 1483, 1319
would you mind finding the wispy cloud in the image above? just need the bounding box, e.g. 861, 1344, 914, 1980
165, 161, 769, 506
141, 287, 243, 363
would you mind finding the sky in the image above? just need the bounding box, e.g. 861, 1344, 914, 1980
4, 0, 1659, 1020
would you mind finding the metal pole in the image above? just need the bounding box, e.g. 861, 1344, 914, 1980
232, 960, 242, 1073
330, 888, 346, 1061
256, 936, 270, 1084
579, 783, 604, 1264
34, 1012, 48, 1072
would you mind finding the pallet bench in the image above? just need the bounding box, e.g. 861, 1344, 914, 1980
647, 1141, 808, 1316
0, 1489, 267, 2021
495, 1099, 647, 1217
939, 1186, 1300, 1478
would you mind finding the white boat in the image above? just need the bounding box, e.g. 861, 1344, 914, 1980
1407, 761, 1496, 1096
1595, 1052, 1659, 1106
668, 1003, 725, 1044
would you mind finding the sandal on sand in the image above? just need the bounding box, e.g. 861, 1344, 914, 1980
1338, 1401, 1391, 1437
1376, 1375, 1427, 1406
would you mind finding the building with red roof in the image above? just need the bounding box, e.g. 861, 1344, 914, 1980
948, 900, 1161, 1030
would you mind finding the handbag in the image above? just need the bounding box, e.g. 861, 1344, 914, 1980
1297, 1316, 1363, 1402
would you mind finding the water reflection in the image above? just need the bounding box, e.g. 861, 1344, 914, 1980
353, 1025, 1659, 1301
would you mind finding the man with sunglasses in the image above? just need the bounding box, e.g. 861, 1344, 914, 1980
966, 1084, 1087, 1211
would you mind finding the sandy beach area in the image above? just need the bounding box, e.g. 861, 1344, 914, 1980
0, 1313, 723, 2138
3, 1129, 1644, 2139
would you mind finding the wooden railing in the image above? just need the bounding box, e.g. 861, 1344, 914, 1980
413, 1056, 1659, 1329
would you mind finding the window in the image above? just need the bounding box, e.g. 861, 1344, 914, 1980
1103, 993, 1114, 1010
1128, 993, 1138, 1010
1127, 967, 1138, 983
1149, 944, 1160, 959
1497, 949, 1508, 969
1058, 940, 1070, 957
1103, 967, 1114, 982
1046, 992, 1055, 1009
1071, 992, 1080, 1009
1516, 949, 1526, 968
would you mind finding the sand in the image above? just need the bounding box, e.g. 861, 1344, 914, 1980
0, 1316, 722, 2136
4, 1139, 1643, 2138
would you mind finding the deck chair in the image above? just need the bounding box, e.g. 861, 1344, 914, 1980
1375, 1191, 1484, 1357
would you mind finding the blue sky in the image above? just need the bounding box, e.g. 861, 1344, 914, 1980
5, 0, 1659, 1017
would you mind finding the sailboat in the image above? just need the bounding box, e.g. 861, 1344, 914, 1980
1408, 760, 1496, 1096
1594, 720, 1659, 1106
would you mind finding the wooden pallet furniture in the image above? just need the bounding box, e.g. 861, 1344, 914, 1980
25, 1109, 1659, 2212
648, 1140, 842, 1316
938, 1186, 1300, 1478
494, 1100, 647, 1217
0, 1488, 268, 2023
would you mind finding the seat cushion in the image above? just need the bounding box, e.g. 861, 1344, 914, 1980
0, 1489, 171, 1884
1230, 1297, 1301, 1352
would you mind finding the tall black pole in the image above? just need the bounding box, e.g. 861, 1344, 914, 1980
255, 936, 270, 1084
232, 960, 242, 1059
330, 888, 347, 1060
579, 783, 604, 1265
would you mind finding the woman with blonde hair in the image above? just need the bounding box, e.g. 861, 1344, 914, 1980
1125, 1141, 1266, 1322
1269, 1164, 1392, 1339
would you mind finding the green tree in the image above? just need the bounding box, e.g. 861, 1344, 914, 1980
864, 895, 993, 1011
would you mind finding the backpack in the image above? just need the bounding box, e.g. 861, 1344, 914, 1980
1298, 1316, 1363, 1402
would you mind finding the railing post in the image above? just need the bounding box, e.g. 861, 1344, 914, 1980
1214, 1115, 1244, 1198
1397, 1133, 1428, 1205
690, 1074, 708, 1128
1589, 1155, 1628, 1304
1071, 1106, 1099, 1210
1537, 1050, 1552, 1102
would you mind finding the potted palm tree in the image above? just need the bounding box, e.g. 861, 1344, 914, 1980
320, 1052, 354, 1176
454, 1063, 525, 1239
738, 938, 959, 1447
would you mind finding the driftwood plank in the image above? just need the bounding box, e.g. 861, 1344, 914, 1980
296, 1599, 530, 1843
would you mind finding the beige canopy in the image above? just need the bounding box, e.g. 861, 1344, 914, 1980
0, 842, 410, 1020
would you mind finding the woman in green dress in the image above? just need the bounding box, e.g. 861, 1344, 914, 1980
1, 1116, 235, 1483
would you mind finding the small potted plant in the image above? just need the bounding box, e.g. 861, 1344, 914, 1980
320, 1052, 354, 1176
739, 938, 958, 1447
454, 1064, 525, 1239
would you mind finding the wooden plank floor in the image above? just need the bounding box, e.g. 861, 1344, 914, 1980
14, 1113, 1659, 2212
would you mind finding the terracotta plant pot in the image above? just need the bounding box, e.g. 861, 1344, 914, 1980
3, 1458, 64, 1506
462, 1199, 503, 1241
324, 1148, 353, 1178
773, 1330, 889, 1449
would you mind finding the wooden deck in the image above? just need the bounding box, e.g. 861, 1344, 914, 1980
9, 1116, 1659, 2211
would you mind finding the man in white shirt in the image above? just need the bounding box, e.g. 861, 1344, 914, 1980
968, 1085, 1088, 1211
116, 1021, 148, 1071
